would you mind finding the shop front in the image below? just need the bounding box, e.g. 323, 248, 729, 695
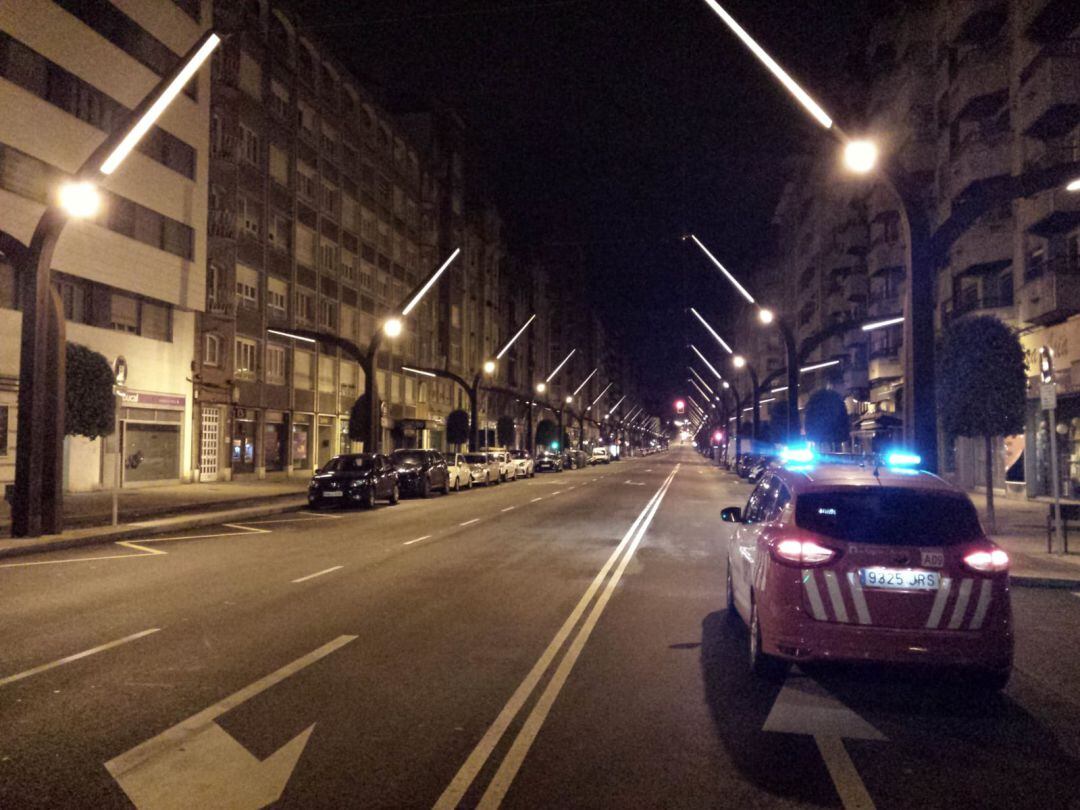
292, 414, 313, 473
1021, 317, 1080, 498
231, 408, 256, 475
265, 410, 287, 473
118, 390, 185, 486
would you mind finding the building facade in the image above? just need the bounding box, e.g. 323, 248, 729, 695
0, 0, 212, 492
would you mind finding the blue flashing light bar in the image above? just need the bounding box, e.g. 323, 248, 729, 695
885, 451, 921, 468
781, 445, 815, 464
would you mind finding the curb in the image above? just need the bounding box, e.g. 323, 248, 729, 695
0, 498, 308, 561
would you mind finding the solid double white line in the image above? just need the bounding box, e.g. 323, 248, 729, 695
434, 465, 680, 809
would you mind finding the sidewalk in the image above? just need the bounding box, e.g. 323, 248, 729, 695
976, 495, 1080, 588
0, 479, 310, 560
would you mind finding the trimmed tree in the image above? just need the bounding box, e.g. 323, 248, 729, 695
497, 414, 516, 448
803, 389, 849, 449
348, 393, 381, 446
446, 408, 470, 449
535, 418, 557, 449
937, 315, 1026, 531
65, 343, 114, 439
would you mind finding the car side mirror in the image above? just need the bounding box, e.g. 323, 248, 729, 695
720, 507, 742, 523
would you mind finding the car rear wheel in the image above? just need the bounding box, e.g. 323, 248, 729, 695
749, 597, 787, 682
453, 475, 461, 492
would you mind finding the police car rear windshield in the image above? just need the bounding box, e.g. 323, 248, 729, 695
795, 488, 982, 545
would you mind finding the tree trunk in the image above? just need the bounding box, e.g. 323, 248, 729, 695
984, 434, 995, 533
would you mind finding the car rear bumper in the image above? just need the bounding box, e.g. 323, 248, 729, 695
763, 613, 1013, 670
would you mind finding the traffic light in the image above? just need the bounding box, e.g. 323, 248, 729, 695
1040, 346, 1055, 384
675, 399, 685, 414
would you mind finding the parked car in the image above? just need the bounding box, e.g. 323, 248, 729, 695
481, 448, 517, 482
308, 453, 399, 508
508, 449, 535, 478
590, 446, 610, 465
721, 454, 1013, 688
535, 449, 563, 472
390, 449, 450, 498
464, 452, 501, 486
563, 448, 589, 470
445, 452, 474, 491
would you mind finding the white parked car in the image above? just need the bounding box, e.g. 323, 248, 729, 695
508, 449, 535, 479
590, 447, 610, 465
445, 452, 473, 491
481, 448, 517, 482
463, 452, 501, 486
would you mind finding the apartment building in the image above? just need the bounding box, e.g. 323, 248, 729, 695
0, 0, 212, 491
746, 0, 1080, 499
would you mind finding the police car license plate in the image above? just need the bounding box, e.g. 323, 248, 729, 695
859, 568, 939, 590
322, 491, 344, 498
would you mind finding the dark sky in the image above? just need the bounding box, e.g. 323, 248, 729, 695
296, 0, 889, 411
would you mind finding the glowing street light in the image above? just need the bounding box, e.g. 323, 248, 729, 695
535, 381, 547, 394
58, 181, 101, 219
1067, 177, 1080, 192
732, 354, 746, 369
483, 359, 496, 375
844, 139, 879, 174
383, 317, 403, 338
861, 316, 905, 332
689, 237, 755, 305
758, 308, 775, 325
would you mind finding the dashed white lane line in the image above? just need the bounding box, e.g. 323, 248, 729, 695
460, 518, 481, 527
551, 490, 563, 496
0, 628, 161, 688
531, 497, 543, 503
404, 535, 432, 546
291, 565, 343, 584
501, 506, 516, 513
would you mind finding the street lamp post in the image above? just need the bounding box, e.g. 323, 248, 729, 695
689, 307, 765, 439
568, 367, 598, 449
12, 30, 221, 538
536, 348, 576, 452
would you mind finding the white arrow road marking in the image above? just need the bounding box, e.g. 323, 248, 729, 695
763, 672, 881, 810
105, 634, 356, 810
0, 628, 160, 688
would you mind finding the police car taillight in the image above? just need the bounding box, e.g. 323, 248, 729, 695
772, 538, 837, 567
963, 548, 1009, 574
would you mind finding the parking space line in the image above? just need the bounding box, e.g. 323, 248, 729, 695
403, 535, 432, 546
0, 628, 161, 688
291, 566, 343, 584
460, 518, 481, 527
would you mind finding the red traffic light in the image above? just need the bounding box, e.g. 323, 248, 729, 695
675, 399, 685, 414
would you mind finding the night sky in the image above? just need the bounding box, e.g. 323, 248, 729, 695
296, 0, 892, 412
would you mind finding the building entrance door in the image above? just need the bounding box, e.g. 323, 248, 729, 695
200, 406, 220, 482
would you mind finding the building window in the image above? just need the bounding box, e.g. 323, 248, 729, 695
240, 197, 260, 238
110, 293, 139, 333
321, 123, 337, 155
236, 263, 259, 307
320, 181, 338, 216
269, 80, 289, 119
294, 348, 314, 390
298, 101, 316, 142
204, 333, 221, 366
297, 162, 317, 200
295, 289, 315, 323
319, 299, 336, 330
235, 337, 258, 378
319, 239, 337, 271
295, 225, 316, 267
239, 51, 261, 98
269, 144, 289, 186
240, 124, 260, 166
341, 251, 357, 284
266, 343, 286, 384
267, 277, 287, 314
268, 215, 291, 250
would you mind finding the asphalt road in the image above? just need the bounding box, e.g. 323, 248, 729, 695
3, 447, 1080, 809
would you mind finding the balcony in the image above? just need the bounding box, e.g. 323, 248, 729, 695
1018, 257, 1080, 325
208, 209, 236, 239
868, 348, 903, 383
1019, 41, 1080, 139
845, 272, 869, 303
950, 137, 1010, 202
951, 47, 1008, 121
206, 293, 235, 317
948, 220, 1013, 276
1020, 187, 1080, 238
947, 1, 1007, 45
941, 290, 1015, 326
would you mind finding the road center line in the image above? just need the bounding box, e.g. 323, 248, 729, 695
460, 518, 481, 527
551, 490, 563, 496
291, 566, 343, 583
531, 497, 543, 503
477, 466, 679, 807
435, 465, 679, 809
815, 736, 877, 810
403, 535, 433, 546
501, 506, 516, 512
0, 628, 161, 688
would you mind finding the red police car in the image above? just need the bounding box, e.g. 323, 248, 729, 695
722, 451, 1013, 688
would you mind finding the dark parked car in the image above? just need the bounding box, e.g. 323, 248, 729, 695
390, 449, 451, 497
563, 448, 589, 470
308, 453, 399, 509
535, 449, 563, 472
